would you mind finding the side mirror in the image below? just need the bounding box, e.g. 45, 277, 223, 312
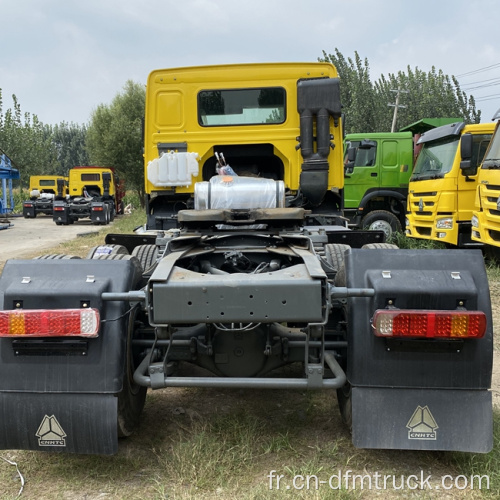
460, 133, 476, 177
347, 147, 356, 162
460, 133, 472, 161
345, 147, 356, 175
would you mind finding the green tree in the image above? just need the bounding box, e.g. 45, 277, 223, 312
0, 91, 58, 186
86, 80, 145, 204
320, 49, 480, 133
50, 122, 89, 175
321, 49, 380, 134
374, 66, 480, 130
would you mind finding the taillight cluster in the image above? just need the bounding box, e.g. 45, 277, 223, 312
0, 309, 100, 337
372, 309, 486, 339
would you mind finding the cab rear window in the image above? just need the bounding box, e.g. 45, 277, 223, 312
198, 88, 285, 126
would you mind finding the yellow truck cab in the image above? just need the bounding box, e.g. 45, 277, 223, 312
67, 166, 118, 199
28, 175, 68, 196
144, 62, 343, 229
53, 166, 125, 225
406, 121, 494, 246
472, 109, 500, 248
22, 175, 69, 218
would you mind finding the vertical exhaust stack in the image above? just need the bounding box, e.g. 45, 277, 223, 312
297, 78, 341, 206
102, 172, 111, 199
56, 178, 66, 200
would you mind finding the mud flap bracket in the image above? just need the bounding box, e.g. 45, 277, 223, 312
352, 387, 492, 453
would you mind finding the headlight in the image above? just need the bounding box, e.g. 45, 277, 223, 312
471, 215, 479, 228
436, 217, 453, 229
405, 217, 410, 227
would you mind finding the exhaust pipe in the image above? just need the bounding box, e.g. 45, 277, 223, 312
297, 78, 341, 205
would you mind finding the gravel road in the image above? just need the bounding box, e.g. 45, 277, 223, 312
0, 214, 103, 267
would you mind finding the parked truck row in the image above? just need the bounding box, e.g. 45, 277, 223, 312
0, 62, 492, 456
344, 116, 500, 251
343, 117, 459, 238
20, 119, 500, 250
23, 166, 125, 225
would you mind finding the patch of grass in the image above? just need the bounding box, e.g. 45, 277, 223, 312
388, 232, 447, 249
486, 258, 500, 282
448, 409, 500, 497
154, 412, 267, 494
51, 208, 146, 258
122, 190, 143, 210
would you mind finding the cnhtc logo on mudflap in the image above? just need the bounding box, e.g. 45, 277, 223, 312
36, 415, 67, 447
406, 406, 438, 440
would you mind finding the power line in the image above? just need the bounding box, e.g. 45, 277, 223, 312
463, 82, 500, 91
461, 76, 500, 88
456, 63, 500, 78
475, 94, 500, 102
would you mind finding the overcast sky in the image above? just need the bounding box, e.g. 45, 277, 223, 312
1, 0, 500, 126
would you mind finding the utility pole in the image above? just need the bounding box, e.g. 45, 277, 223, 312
388, 88, 408, 132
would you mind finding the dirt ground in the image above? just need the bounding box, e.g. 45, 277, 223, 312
0, 214, 104, 268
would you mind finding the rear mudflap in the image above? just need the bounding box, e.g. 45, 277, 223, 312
344, 248, 493, 452
0, 392, 118, 455
352, 387, 492, 453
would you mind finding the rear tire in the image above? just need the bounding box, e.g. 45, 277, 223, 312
34, 254, 81, 260
87, 244, 129, 259
337, 382, 352, 431
332, 261, 352, 430
131, 244, 159, 272
117, 305, 147, 437
323, 244, 350, 274
361, 243, 399, 249
95, 253, 146, 437
105, 204, 110, 225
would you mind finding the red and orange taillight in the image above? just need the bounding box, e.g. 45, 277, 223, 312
0, 309, 100, 338
371, 309, 487, 339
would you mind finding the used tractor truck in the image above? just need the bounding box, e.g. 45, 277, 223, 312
22, 175, 69, 218
0, 63, 493, 455
53, 166, 125, 225
472, 108, 500, 248
406, 121, 494, 247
